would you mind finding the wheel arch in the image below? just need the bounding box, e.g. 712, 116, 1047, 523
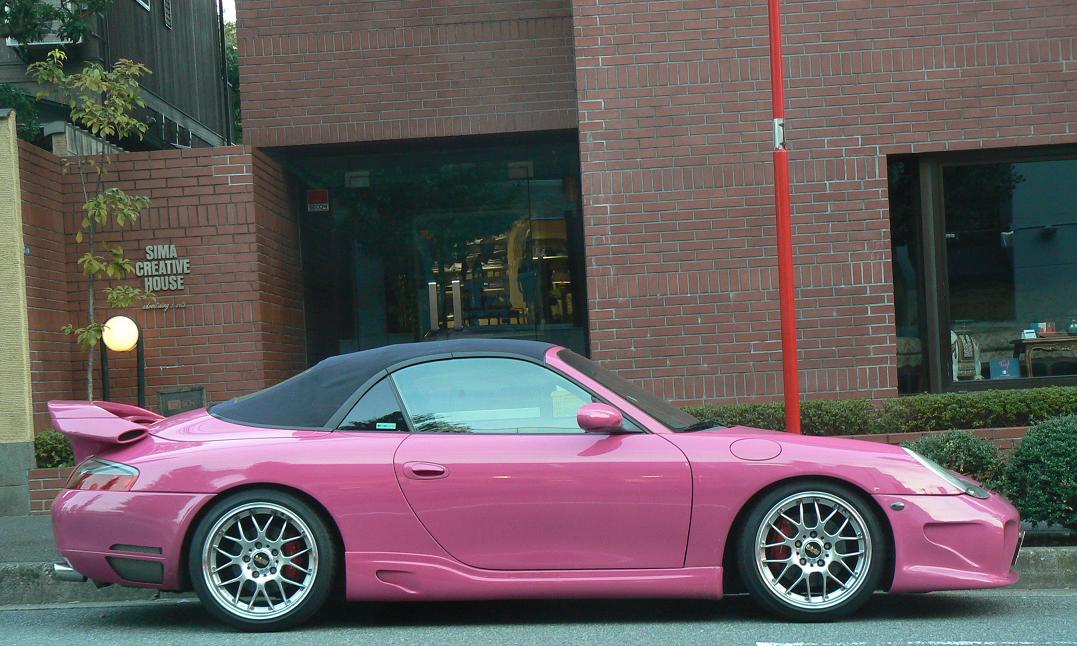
177, 482, 347, 593
720, 475, 896, 595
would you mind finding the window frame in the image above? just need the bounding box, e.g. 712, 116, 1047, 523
334, 376, 413, 433
910, 144, 1077, 393
377, 355, 648, 436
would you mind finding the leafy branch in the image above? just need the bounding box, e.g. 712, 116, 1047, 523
27, 48, 154, 399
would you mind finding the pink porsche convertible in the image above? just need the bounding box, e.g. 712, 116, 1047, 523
48, 339, 1021, 631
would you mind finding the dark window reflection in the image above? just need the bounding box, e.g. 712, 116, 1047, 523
943, 158, 1077, 381
888, 157, 928, 393
293, 133, 588, 365
338, 379, 407, 431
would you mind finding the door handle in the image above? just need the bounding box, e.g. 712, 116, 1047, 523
403, 461, 448, 480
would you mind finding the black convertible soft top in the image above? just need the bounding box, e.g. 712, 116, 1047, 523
209, 339, 554, 429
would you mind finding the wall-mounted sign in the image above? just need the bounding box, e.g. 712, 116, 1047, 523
135, 243, 191, 291
158, 386, 206, 416
307, 189, 330, 212
344, 171, 370, 188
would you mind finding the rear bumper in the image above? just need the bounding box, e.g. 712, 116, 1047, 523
52, 489, 212, 591
876, 492, 1021, 593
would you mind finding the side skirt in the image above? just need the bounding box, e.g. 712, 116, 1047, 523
344, 552, 723, 601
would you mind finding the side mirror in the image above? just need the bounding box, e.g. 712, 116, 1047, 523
577, 403, 624, 433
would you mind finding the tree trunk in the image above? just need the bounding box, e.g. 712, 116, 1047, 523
86, 219, 96, 401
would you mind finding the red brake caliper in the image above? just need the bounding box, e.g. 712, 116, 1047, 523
281, 538, 306, 582
765, 518, 795, 574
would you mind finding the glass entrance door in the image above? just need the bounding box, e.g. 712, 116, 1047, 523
295, 133, 588, 365
416, 210, 540, 341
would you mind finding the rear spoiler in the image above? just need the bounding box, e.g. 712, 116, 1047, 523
47, 401, 164, 463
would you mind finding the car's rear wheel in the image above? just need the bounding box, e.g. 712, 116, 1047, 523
737, 480, 885, 621
188, 489, 336, 632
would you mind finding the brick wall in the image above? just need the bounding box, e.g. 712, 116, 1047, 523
20, 145, 304, 428
251, 148, 305, 384
20, 142, 76, 430
28, 466, 71, 515
572, 0, 1077, 405
237, 0, 579, 146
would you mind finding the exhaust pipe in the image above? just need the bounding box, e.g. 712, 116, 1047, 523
53, 560, 87, 583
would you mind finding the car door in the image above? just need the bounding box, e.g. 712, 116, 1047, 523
389, 357, 692, 571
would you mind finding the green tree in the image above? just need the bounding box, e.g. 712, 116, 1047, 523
1, 0, 113, 50
0, 0, 114, 141
28, 49, 154, 400
224, 21, 241, 142
0, 82, 40, 140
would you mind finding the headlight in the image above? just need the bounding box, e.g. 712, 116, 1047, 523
903, 448, 991, 499
66, 458, 139, 492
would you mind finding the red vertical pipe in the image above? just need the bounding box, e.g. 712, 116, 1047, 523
767, 0, 802, 434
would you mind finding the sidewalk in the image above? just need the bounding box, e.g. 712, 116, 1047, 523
0, 515, 1073, 606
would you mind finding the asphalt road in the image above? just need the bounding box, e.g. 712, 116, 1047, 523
1, 589, 1074, 645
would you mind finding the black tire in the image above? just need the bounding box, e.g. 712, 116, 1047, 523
736, 480, 886, 621
188, 489, 337, 632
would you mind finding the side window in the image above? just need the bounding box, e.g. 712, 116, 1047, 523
391, 358, 600, 434
337, 379, 408, 432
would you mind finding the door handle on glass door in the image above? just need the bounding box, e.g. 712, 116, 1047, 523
403, 462, 448, 480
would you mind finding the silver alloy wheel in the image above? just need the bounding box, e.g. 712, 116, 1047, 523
753, 491, 871, 610
201, 502, 319, 621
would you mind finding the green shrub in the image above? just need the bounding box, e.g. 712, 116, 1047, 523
34, 430, 75, 469
800, 399, 878, 436
903, 430, 1005, 489
875, 387, 1077, 435
683, 386, 1077, 436
1004, 415, 1077, 530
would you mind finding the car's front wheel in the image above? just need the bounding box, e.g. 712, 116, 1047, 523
737, 480, 886, 621
188, 489, 337, 632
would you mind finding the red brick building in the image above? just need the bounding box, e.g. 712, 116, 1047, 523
21, 0, 1077, 431
234, 0, 1077, 402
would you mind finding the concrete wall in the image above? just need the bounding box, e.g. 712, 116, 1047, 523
0, 113, 35, 516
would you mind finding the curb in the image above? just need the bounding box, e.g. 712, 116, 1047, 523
0, 547, 1072, 607
1009, 545, 1077, 589
0, 563, 192, 606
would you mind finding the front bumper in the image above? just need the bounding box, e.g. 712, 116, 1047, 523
877, 492, 1021, 593
52, 489, 213, 591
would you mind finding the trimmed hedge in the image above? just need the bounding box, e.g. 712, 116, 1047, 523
34, 429, 75, 469
685, 386, 1077, 436
903, 430, 1005, 490
1005, 415, 1077, 530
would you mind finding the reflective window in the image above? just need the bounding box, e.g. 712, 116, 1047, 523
293, 133, 588, 365
888, 157, 929, 393
943, 158, 1077, 382
391, 358, 596, 434
888, 149, 1077, 392
556, 349, 703, 431
337, 379, 408, 432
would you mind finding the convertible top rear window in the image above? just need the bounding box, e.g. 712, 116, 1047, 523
209, 339, 553, 428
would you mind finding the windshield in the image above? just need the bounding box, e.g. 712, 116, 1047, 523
556, 349, 712, 432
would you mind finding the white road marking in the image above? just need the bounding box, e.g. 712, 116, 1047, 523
757, 642, 1077, 646
758, 641, 1077, 646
